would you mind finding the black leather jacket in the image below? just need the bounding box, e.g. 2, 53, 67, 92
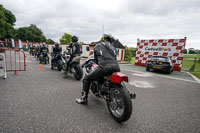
53, 46, 62, 54
94, 41, 120, 71
40, 46, 49, 53
69, 42, 82, 55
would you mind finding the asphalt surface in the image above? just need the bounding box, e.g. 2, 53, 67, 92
0, 54, 200, 133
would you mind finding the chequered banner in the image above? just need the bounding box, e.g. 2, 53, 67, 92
135, 38, 186, 71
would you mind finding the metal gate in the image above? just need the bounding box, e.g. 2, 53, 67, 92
0, 48, 26, 75
0, 52, 7, 79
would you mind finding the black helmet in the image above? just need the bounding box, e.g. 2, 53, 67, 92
101, 34, 116, 43
55, 43, 59, 47
72, 36, 79, 42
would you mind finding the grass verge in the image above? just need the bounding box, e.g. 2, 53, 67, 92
184, 54, 200, 58
182, 60, 200, 71
190, 72, 200, 79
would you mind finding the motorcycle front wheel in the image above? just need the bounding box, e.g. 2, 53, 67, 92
107, 84, 132, 123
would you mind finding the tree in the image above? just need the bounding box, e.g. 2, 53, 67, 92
0, 4, 16, 40
46, 39, 55, 44
184, 49, 187, 54
189, 50, 195, 54
130, 47, 136, 57
60, 33, 72, 44
80, 42, 85, 44
124, 46, 132, 62
16, 24, 46, 42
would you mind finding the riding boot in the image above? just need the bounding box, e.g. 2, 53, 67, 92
51, 60, 54, 69
63, 71, 68, 79
76, 79, 90, 105
76, 90, 88, 105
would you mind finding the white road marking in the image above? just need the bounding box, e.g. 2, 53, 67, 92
132, 73, 153, 77
122, 69, 200, 84
129, 81, 155, 88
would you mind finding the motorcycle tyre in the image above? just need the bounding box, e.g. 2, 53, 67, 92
73, 65, 83, 80
57, 60, 63, 71
44, 56, 48, 64
107, 84, 132, 123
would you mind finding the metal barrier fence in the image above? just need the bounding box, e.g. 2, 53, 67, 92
0, 53, 7, 79
0, 48, 26, 75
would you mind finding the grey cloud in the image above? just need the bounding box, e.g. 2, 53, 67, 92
1, 0, 200, 49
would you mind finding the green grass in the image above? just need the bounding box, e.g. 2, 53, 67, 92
182, 59, 200, 72
190, 72, 200, 79
183, 54, 200, 58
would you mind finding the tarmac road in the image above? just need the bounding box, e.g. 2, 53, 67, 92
0, 54, 200, 133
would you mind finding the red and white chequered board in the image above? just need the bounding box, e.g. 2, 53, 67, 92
135, 38, 186, 71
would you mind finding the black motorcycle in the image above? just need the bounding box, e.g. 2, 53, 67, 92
51, 53, 63, 71
62, 52, 83, 80
82, 55, 136, 123
39, 51, 49, 64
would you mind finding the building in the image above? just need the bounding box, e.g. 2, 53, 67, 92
47, 40, 125, 61
113, 39, 125, 61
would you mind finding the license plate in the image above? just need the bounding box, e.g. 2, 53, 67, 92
153, 66, 161, 69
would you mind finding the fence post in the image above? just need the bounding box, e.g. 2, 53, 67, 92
189, 58, 196, 72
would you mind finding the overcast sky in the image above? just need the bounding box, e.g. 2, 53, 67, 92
1, 0, 200, 49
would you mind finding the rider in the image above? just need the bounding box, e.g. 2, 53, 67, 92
40, 44, 49, 53
51, 43, 62, 69
76, 34, 120, 104
66, 36, 82, 73
39, 44, 49, 62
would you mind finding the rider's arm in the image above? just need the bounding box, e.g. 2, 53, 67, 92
94, 44, 102, 64
72, 44, 77, 55
94, 50, 98, 64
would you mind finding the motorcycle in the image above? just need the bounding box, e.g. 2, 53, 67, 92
62, 51, 83, 80
81, 55, 136, 123
39, 51, 49, 64
51, 53, 63, 71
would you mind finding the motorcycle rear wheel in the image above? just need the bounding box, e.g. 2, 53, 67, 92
107, 84, 132, 123
44, 56, 48, 64
73, 65, 83, 80
57, 60, 63, 71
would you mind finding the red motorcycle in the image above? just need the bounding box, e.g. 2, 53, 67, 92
82, 56, 136, 123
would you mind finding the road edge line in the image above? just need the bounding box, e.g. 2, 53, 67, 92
121, 69, 200, 84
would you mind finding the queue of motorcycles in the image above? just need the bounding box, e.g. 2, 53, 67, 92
29, 47, 49, 64
29, 47, 135, 123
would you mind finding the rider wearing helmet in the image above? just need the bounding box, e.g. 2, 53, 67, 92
76, 34, 120, 104
39, 43, 49, 63
40, 43, 49, 54
66, 36, 82, 72
51, 43, 62, 69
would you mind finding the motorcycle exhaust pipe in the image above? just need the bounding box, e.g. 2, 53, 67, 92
130, 93, 136, 99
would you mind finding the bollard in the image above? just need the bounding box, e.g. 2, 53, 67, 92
40, 64, 43, 70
